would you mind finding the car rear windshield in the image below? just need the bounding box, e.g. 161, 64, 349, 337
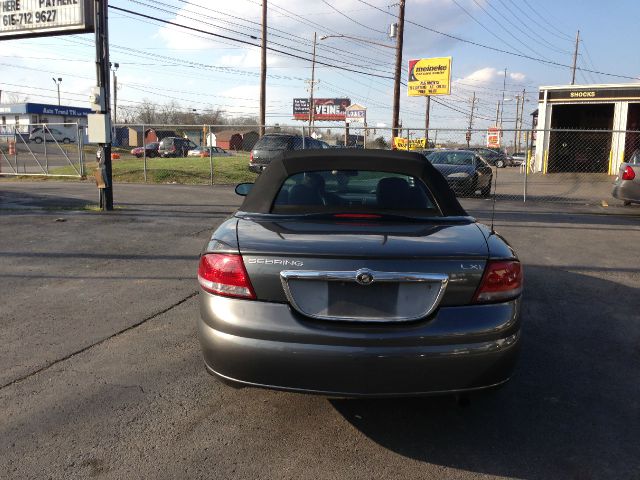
427, 151, 474, 165
271, 170, 441, 216
255, 136, 293, 149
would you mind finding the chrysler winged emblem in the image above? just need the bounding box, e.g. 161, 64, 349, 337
355, 269, 374, 286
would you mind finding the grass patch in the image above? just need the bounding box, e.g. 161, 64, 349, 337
51, 154, 258, 185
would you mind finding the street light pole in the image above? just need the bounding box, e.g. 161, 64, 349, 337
111, 63, 119, 124
52, 77, 62, 106
391, 0, 406, 139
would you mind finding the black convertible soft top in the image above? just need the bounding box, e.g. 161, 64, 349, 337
239, 149, 468, 217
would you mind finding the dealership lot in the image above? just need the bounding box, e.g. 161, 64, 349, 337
1, 181, 639, 479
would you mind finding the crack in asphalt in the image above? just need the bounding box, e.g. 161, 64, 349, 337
0, 291, 199, 391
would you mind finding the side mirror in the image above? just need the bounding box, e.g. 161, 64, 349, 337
235, 183, 253, 196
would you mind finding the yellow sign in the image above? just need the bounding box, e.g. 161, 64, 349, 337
393, 137, 426, 150
407, 57, 452, 97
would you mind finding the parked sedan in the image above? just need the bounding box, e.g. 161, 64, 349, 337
467, 147, 512, 168
423, 149, 493, 197
130, 142, 160, 158
612, 151, 640, 205
197, 149, 522, 397
511, 152, 527, 167
187, 146, 231, 157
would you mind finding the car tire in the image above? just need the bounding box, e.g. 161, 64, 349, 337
33, 137, 43, 144
481, 182, 492, 197
63, 138, 70, 144
135, 154, 142, 158
623, 200, 632, 206
495, 159, 505, 168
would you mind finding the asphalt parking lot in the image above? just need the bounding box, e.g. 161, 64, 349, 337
1, 181, 639, 479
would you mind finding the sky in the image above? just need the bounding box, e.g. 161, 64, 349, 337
0, 0, 638, 134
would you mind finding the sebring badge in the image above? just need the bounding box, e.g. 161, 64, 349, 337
355, 269, 374, 286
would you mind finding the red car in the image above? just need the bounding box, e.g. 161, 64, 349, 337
130, 142, 160, 158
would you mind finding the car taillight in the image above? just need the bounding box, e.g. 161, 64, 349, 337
622, 165, 636, 180
250, 151, 254, 163
197, 254, 255, 299
473, 260, 523, 303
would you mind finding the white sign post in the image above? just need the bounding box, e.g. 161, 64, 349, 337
0, 0, 94, 40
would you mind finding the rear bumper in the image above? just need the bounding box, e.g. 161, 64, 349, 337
198, 293, 521, 397
612, 181, 640, 203
248, 163, 267, 173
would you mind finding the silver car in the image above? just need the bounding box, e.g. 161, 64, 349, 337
612, 150, 640, 205
197, 150, 522, 397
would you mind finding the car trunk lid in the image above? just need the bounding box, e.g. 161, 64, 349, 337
237, 217, 489, 319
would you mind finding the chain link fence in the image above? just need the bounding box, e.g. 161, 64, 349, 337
0, 123, 85, 177
3, 122, 635, 206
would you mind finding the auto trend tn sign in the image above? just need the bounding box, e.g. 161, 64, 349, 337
0, 0, 94, 40
407, 57, 452, 97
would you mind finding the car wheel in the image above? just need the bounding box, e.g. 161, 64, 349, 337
481, 182, 492, 197
623, 200, 632, 206
33, 137, 43, 144
496, 159, 505, 168
63, 138, 70, 144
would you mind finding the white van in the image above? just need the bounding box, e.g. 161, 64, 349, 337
29, 126, 77, 144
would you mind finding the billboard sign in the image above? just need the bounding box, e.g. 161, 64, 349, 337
293, 98, 351, 121
487, 127, 501, 148
407, 57, 452, 96
0, 0, 94, 40
345, 103, 366, 124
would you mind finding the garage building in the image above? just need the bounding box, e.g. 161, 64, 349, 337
534, 84, 640, 175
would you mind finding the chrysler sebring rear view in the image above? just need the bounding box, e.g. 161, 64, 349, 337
197, 150, 522, 397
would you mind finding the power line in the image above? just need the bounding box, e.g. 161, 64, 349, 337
319, 0, 387, 34
492, 0, 572, 55
108, 5, 399, 80
134, 0, 396, 70
124, 0, 397, 74
355, 0, 640, 81
520, 0, 573, 41
449, 0, 529, 57
469, 0, 549, 59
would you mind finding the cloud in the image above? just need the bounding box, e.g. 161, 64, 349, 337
454, 67, 526, 86
155, 0, 477, 58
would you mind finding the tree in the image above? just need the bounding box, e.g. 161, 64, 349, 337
1, 92, 29, 104
371, 136, 389, 149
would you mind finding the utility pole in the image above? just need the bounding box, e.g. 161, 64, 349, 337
571, 29, 580, 85
95, 0, 113, 211
467, 92, 477, 147
499, 67, 507, 130
259, 0, 267, 136
513, 93, 521, 154
391, 0, 405, 139
517, 88, 526, 152
495, 100, 500, 126
424, 96, 431, 146
308, 31, 317, 132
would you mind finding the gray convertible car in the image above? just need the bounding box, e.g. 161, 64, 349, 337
197, 150, 522, 397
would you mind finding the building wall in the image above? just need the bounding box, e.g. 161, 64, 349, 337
534, 85, 640, 175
